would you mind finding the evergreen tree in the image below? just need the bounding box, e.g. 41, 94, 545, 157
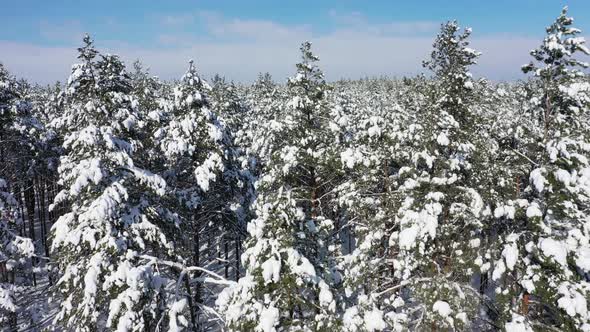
492, 7, 590, 330
0, 64, 35, 330
0, 177, 34, 329
336, 77, 416, 332
217, 42, 343, 332
50, 35, 178, 331
388, 22, 486, 330
157, 60, 248, 330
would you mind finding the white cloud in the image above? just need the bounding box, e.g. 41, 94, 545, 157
470, 36, 538, 79
160, 14, 195, 26
0, 41, 76, 84
328, 10, 366, 26
0, 11, 553, 84
205, 18, 312, 41
328, 9, 439, 36
39, 20, 85, 43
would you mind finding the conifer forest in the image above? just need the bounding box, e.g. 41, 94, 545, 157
2, 5, 590, 332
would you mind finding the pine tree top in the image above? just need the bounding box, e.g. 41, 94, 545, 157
522, 6, 590, 79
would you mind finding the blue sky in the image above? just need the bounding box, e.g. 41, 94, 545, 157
1, 1, 589, 83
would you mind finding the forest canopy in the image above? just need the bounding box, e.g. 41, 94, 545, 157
1, 6, 590, 332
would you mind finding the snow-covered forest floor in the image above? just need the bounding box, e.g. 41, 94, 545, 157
2, 6, 590, 332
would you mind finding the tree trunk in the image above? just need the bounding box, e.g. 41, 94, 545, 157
310, 167, 318, 218
193, 222, 202, 330
224, 240, 229, 279
36, 174, 49, 257
522, 292, 530, 316
24, 180, 36, 243
24, 179, 37, 287
235, 237, 240, 281
184, 276, 198, 331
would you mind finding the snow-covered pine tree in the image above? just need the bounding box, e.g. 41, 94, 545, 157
244, 72, 287, 177
384, 21, 487, 330
0, 63, 35, 330
334, 77, 417, 331
128, 60, 170, 208
210, 73, 257, 279
217, 41, 343, 332
0, 177, 34, 330
0, 64, 19, 193
130, 60, 167, 125
210, 74, 255, 219
157, 60, 244, 330
491, 7, 590, 330
251, 73, 277, 106
464, 79, 535, 327
210, 75, 246, 126
49, 35, 180, 331
10, 76, 58, 267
